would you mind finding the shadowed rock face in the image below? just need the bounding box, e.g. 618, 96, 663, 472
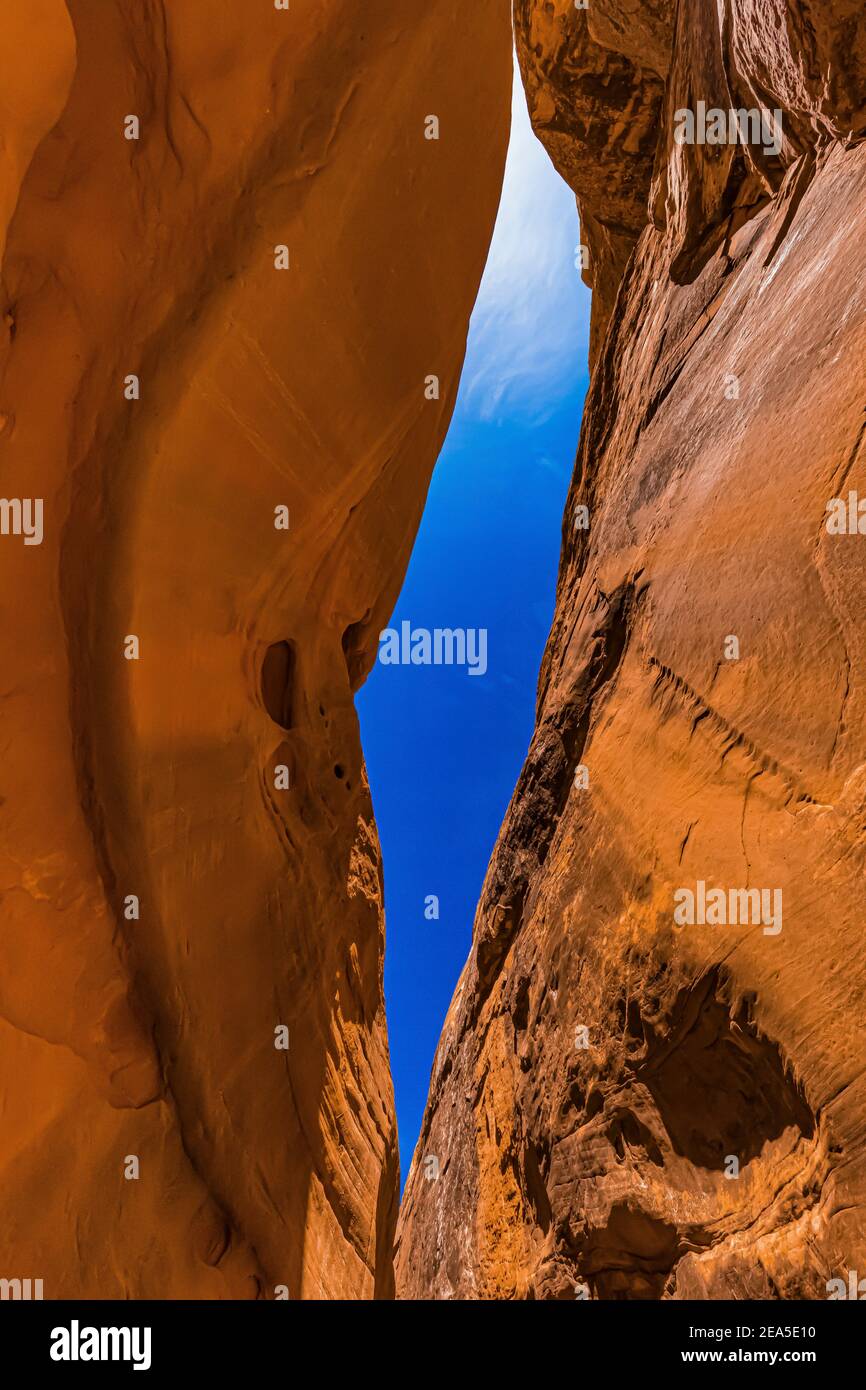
397, 1, 866, 1300
0, 1, 511, 1298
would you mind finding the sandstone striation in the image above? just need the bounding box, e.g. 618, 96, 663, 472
397, 0, 866, 1299
0, 1, 511, 1298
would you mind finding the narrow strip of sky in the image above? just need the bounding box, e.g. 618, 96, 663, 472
357, 60, 592, 1181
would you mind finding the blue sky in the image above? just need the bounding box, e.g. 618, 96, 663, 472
356, 66, 592, 1182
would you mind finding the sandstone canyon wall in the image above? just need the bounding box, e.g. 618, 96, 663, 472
0, 1, 511, 1298
397, 0, 866, 1299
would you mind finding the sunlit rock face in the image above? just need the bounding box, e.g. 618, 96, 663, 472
397, 0, 866, 1300
0, 0, 511, 1298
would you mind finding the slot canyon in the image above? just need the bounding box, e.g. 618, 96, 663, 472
0, 0, 864, 1303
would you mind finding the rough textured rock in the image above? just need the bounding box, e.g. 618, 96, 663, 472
514, 0, 671, 367
0, 1, 511, 1298
397, 0, 866, 1300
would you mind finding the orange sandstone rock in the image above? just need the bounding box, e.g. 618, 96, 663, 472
514, 0, 670, 368
397, 0, 866, 1300
0, 0, 511, 1298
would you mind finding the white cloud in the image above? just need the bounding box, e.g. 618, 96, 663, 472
459, 61, 591, 425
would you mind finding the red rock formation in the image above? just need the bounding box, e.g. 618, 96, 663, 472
0, 1, 511, 1298
397, 0, 866, 1299
514, 0, 669, 367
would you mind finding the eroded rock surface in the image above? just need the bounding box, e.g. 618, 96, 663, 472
0, 0, 511, 1298
397, 0, 866, 1300
514, 0, 671, 367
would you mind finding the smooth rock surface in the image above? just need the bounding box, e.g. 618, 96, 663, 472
0, 0, 511, 1298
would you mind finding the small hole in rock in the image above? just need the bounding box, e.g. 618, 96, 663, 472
261, 641, 296, 731
342, 618, 370, 689
334, 763, 345, 779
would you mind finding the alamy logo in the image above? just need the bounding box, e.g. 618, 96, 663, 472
50, 1320, 152, 1372
674, 880, 782, 936
827, 1271, 866, 1299
0, 497, 43, 545
0, 1276, 43, 1299
825, 491, 866, 534
378, 620, 487, 676
673, 102, 783, 157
